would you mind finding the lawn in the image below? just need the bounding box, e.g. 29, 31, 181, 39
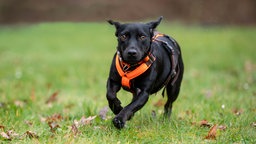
0, 22, 255, 143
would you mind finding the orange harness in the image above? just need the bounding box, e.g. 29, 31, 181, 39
152, 33, 165, 42
115, 34, 165, 90
115, 52, 155, 90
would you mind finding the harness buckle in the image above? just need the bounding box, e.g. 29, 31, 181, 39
122, 64, 130, 71
171, 70, 176, 78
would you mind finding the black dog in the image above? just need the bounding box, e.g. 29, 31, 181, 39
106, 17, 184, 129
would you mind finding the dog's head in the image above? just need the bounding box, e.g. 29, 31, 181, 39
108, 17, 163, 64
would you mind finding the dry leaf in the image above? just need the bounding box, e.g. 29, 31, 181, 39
200, 120, 212, 128
218, 125, 227, 131
48, 121, 60, 133
14, 100, 25, 107
0, 125, 5, 130
98, 106, 109, 120
205, 124, 218, 140
40, 116, 47, 123
45, 114, 62, 133
0, 131, 11, 140
153, 99, 165, 107
70, 124, 79, 136
24, 120, 33, 126
79, 116, 97, 125
191, 122, 197, 125
46, 91, 59, 104
25, 131, 39, 139
74, 116, 97, 128
251, 122, 256, 127
7, 130, 19, 138
232, 108, 243, 116
0, 130, 19, 140
46, 113, 63, 122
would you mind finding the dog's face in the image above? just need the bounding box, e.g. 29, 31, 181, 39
108, 17, 163, 64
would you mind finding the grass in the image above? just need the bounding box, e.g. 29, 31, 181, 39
0, 22, 255, 143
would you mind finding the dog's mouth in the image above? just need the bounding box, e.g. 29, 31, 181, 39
122, 54, 142, 64
122, 57, 138, 64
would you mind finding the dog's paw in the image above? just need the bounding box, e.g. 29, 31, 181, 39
112, 117, 125, 129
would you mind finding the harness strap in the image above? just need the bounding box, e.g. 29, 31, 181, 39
152, 33, 165, 41
115, 53, 156, 90
152, 33, 180, 86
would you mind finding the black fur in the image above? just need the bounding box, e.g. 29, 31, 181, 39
107, 17, 184, 129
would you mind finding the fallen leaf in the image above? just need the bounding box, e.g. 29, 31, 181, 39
191, 122, 197, 125
232, 108, 243, 116
153, 99, 165, 107
0, 131, 11, 140
25, 131, 39, 139
14, 100, 26, 107
24, 120, 33, 126
251, 122, 256, 127
218, 125, 227, 131
0, 125, 5, 130
44, 114, 63, 133
74, 116, 97, 128
0, 130, 20, 140
200, 120, 212, 128
48, 121, 60, 133
70, 124, 79, 136
6, 130, 19, 138
205, 124, 218, 140
80, 115, 96, 125
39, 116, 47, 123
46, 91, 59, 104
46, 113, 63, 122
98, 106, 109, 120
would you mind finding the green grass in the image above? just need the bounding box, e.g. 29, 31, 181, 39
0, 22, 255, 143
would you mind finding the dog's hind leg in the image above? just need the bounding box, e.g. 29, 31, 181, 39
164, 55, 184, 118
164, 83, 180, 118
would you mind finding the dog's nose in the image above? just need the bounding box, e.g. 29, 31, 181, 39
128, 49, 137, 57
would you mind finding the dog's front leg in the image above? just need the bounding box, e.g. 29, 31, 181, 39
113, 88, 149, 129
106, 78, 123, 115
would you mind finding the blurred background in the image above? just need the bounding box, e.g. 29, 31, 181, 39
0, 0, 255, 25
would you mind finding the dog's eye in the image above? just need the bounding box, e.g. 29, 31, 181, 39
120, 35, 127, 41
139, 35, 146, 40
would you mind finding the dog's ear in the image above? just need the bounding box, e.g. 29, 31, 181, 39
108, 20, 122, 36
108, 20, 121, 30
146, 16, 163, 33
